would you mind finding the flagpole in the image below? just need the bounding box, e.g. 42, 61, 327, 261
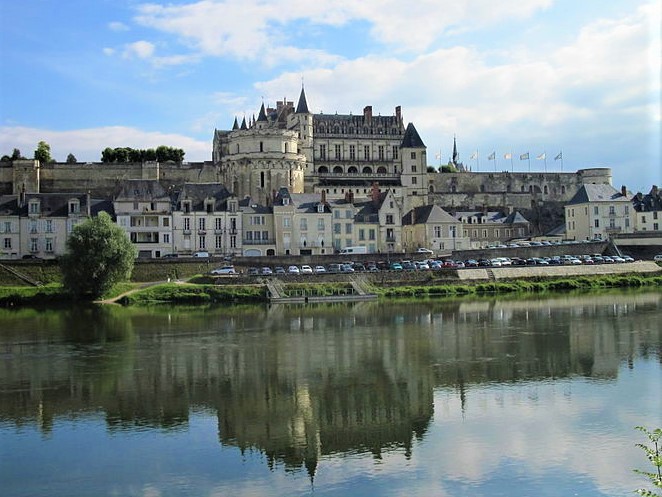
510, 153, 514, 172
544, 151, 547, 172
528, 156, 531, 172
476, 148, 480, 172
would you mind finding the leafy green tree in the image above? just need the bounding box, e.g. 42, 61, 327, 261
101, 147, 116, 163
34, 141, 52, 163
635, 426, 662, 497
66, 153, 77, 163
11, 148, 25, 160
60, 212, 136, 300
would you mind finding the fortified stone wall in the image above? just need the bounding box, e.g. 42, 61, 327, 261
429, 168, 612, 208
6, 161, 219, 196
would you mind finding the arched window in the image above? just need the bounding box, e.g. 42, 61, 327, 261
429, 185, 434, 193
451, 185, 457, 193
348, 166, 358, 173
318, 166, 329, 173
543, 185, 548, 194
333, 166, 343, 174
480, 185, 485, 192
362, 166, 373, 174
377, 166, 387, 174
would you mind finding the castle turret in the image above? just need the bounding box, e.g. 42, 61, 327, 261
400, 123, 428, 211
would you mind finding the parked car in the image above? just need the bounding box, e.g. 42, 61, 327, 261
247, 267, 260, 275
314, 265, 327, 273
287, 265, 300, 274
327, 263, 342, 273
416, 248, 434, 254
402, 261, 417, 271
340, 263, 355, 273
389, 262, 403, 271
260, 267, 273, 275
300, 265, 314, 274
192, 251, 210, 258
274, 266, 286, 274
210, 265, 237, 275
161, 253, 179, 258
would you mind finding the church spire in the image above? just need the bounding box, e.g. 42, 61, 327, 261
296, 85, 309, 114
452, 135, 458, 165
240, 116, 247, 130
232, 117, 239, 130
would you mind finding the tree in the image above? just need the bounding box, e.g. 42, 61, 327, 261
34, 141, 52, 164
635, 426, 662, 497
60, 212, 136, 300
11, 148, 25, 160
66, 153, 77, 163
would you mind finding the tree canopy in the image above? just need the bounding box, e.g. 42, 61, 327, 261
66, 153, 77, 163
60, 212, 136, 300
101, 146, 185, 163
34, 141, 53, 164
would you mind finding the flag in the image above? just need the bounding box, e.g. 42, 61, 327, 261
520, 153, 529, 160
554, 152, 562, 161
536, 153, 546, 160
470, 152, 478, 160
504, 153, 512, 160
435, 153, 441, 160
487, 152, 495, 160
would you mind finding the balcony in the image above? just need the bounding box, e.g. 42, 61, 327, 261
242, 238, 275, 246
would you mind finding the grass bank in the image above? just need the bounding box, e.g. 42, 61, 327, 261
1, 273, 661, 307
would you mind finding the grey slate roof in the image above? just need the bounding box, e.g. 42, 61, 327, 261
114, 180, 170, 202
566, 184, 630, 205
176, 183, 232, 211
401, 123, 426, 148
402, 204, 457, 225
0, 193, 113, 218
295, 87, 309, 114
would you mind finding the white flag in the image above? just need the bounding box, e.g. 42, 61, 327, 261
536, 153, 546, 160
504, 153, 512, 160
435, 153, 441, 160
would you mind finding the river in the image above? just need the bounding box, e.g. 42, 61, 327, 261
1, 290, 661, 497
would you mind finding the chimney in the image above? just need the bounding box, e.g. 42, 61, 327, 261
652, 185, 659, 197
86, 191, 91, 217
363, 105, 372, 124
344, 191, 349, 202
19, 183, 26, 208
349, 191, 354, 204
321, 190, 326, 204
621, 185, 627, 197
371, 182, 380, 204
395, 106, 401, 124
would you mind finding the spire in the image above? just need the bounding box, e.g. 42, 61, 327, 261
257, 102, 268, 122
452, 135, 458, 164
232, 117, 239, 130
240, 116, 247, 130
296, 86, 309, 114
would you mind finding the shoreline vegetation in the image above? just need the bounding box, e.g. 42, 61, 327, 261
1, 272, 661, 307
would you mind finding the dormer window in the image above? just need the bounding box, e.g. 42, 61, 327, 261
317, 204, 325, 213
205, 199, 214, 214
69, 199, 80, 214
282, 198, 289, 206
28, 199, 40, 215
182, 200, 192, 213
228, 200, 237, 213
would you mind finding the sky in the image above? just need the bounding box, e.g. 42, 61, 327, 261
0, 0, 660, 193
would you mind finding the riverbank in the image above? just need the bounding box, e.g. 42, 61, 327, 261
1, 265, 661, 306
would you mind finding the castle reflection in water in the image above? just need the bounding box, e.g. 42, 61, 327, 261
0, 291, 660, 477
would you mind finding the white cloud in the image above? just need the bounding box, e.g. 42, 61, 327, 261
128, 0, 552, 64
122, 40, 156, 59
0, 126, 211, 163
108, 21, 129, 32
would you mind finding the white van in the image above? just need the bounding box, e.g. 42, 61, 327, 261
192, 251, 210, 258
339, 246, 367, 255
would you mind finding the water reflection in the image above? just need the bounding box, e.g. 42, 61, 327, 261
0, 291, 660, 482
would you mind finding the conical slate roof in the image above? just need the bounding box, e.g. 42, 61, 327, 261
257, 103, 268, 122
401, 123, 426, 148
296, 86, 310, 114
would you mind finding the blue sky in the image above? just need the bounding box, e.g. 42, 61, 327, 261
0, 0, 659, 192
